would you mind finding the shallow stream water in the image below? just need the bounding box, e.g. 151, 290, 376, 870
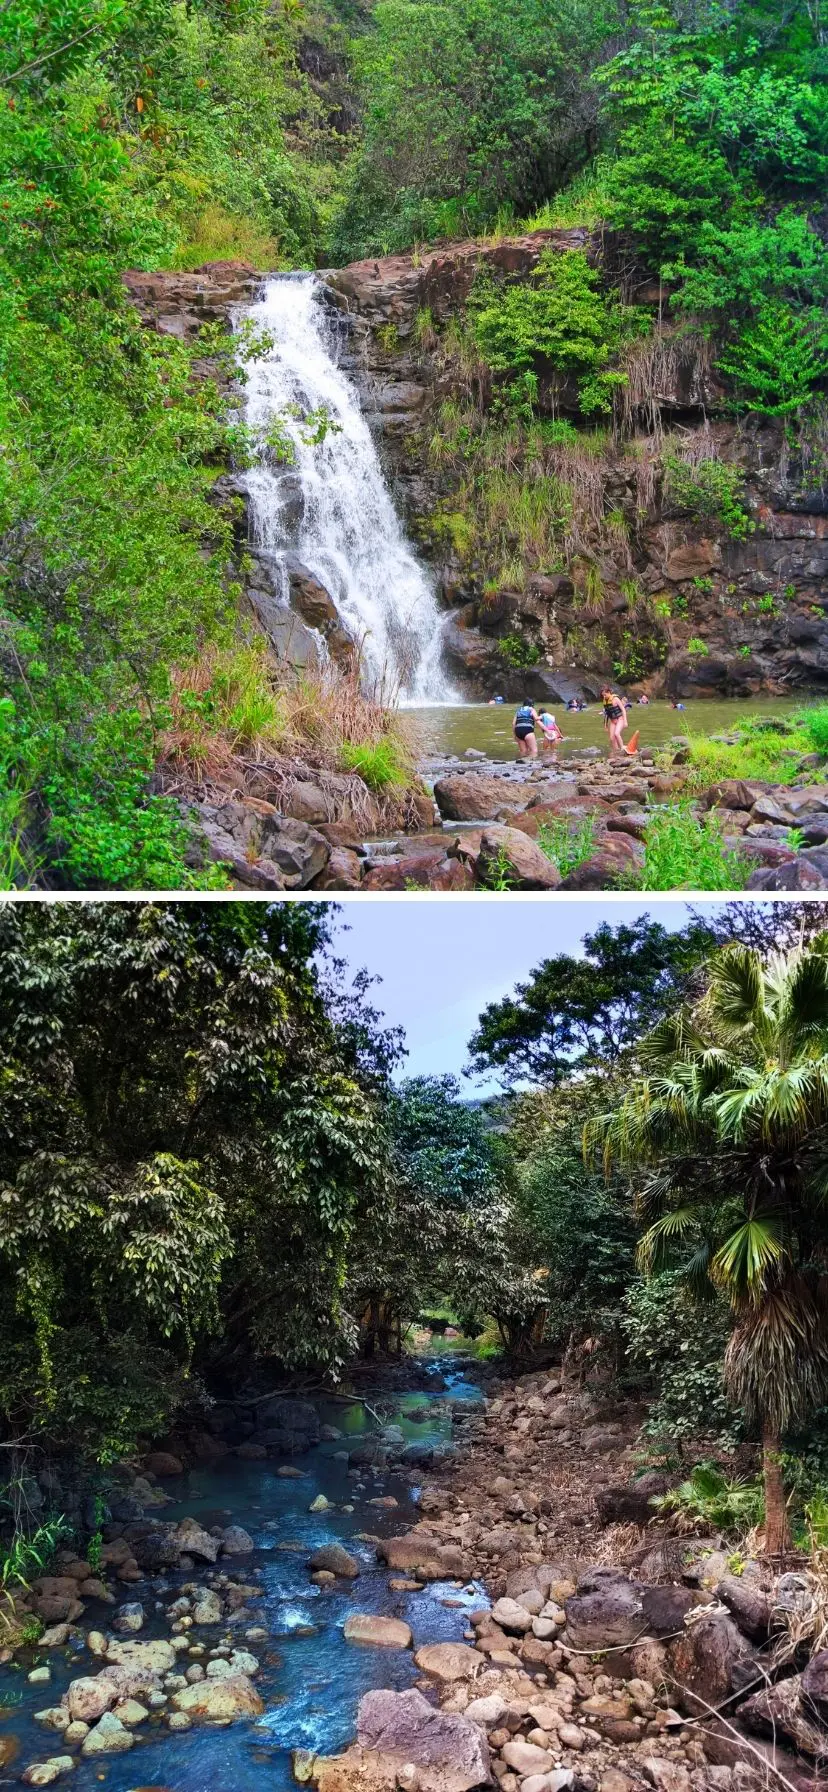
0, 1363, 485, 1792
406, 696, 802, 766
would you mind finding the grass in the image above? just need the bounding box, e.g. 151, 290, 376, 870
170, 203, 280, 271
159, 632, 423, 833
522, 158, 614, 230
162, 639, 290, 777
683, 708, 828, 791
340, 737, 409, 790
537, 814, 596, 878
629, 802, 751, 891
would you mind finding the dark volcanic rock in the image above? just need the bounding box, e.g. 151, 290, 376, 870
255, 1396, 320, 1455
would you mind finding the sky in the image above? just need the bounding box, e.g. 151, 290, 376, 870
328, 895, 732, 1092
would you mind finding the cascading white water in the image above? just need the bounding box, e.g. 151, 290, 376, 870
239, 274, 454, 703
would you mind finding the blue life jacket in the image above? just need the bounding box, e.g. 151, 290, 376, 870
515, 705, 534, 726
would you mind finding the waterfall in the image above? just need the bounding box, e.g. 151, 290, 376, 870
238, 274, 454, 703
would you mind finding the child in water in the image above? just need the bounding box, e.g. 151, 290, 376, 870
537, 710, 563, 755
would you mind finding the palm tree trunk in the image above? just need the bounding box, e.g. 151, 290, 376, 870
762, 1424, 789, 1555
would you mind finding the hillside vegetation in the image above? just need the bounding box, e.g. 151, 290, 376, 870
1, 0, 826, 885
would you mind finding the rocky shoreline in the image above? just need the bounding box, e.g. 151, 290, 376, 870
180, 735, 828, 894
304, 1366, 828, 1792
5, 1361, 827, 1789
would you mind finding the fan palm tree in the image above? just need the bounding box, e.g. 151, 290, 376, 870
588, 936, 828, 1554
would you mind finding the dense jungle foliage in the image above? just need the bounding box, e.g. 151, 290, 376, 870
0, 899, 537, 1464
1, 0, 825, 886
5, 897, 828, 1550
480, 902, 828, 1547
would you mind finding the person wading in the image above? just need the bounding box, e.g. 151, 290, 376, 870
601, 686, 639, 758
513, 700, 539, 760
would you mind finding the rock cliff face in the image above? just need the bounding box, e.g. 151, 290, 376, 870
326, 235, 828, 701
123, 249, 828, 706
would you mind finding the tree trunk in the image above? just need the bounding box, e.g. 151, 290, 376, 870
762, 1424, 789, 1555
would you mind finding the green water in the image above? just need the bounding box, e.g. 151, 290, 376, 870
406, 697, 802, 764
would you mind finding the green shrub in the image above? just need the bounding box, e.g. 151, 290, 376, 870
717, 302, 828, 417
685, 713, 825, 789
651, 1464, 764, 1538
687, 637, 709, 656
499, 634, 540, 668
631, 803, 749, 892
471, 250, 647, 416
624, 1271, 742, 1448
795, 705, 828, 755
663, 455, 753, 541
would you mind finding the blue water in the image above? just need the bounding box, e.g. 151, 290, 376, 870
0, 1363, 485, 1792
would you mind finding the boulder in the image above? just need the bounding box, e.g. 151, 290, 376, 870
565, 1572, 645, 1651
490, 1597, 534, 1634
801, 1648, 828, 1721
144, 1451, 184, 1476
112, 1602, 144, 1634
559, 851, 629, 890
171, 1673, 264, 1722
595, 1477, 667, 1528
717, 1575, 771, 1641
105, 1638, 177, 1675
356, 1687, 492, 1792
502, 1741, 556, 1775
246, 587, 322, 669
377, 1534, 470, 1580
344, 1615, 413, 1648
740, 1675, 827, 1758
309, 1544, 360, 1578
667, 1615, 756, 1715
196, 801, 330, 891
433, 774, 520, 823
313, 846, 364, 890
476, 826, 561, 890
206, 1649, 259, 1678
220, 1525, 255, 1556
192, 1590, 223, 1625
66, 1676, 119, 1724
22, 1761, 75, 1786
170, 1517, 219, 1563
255, 1396, 320, 1455
464, 1694, 509, 1729
413, 1643, 481, 1683
80, 1711, 135, 1756
641, 1585, 696, 1636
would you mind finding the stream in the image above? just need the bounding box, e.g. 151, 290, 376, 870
0, 1363, 486, 1792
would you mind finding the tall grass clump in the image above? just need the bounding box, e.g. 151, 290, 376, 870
631, 803, 750, 891
537, 815, 596, 877
340, 737, 410, 790
163, 639, 291, 777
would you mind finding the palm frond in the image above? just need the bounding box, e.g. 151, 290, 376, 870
712, 1216, 784, 1297
708, 945, 766, 1034
637, 1205, 699, 1275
